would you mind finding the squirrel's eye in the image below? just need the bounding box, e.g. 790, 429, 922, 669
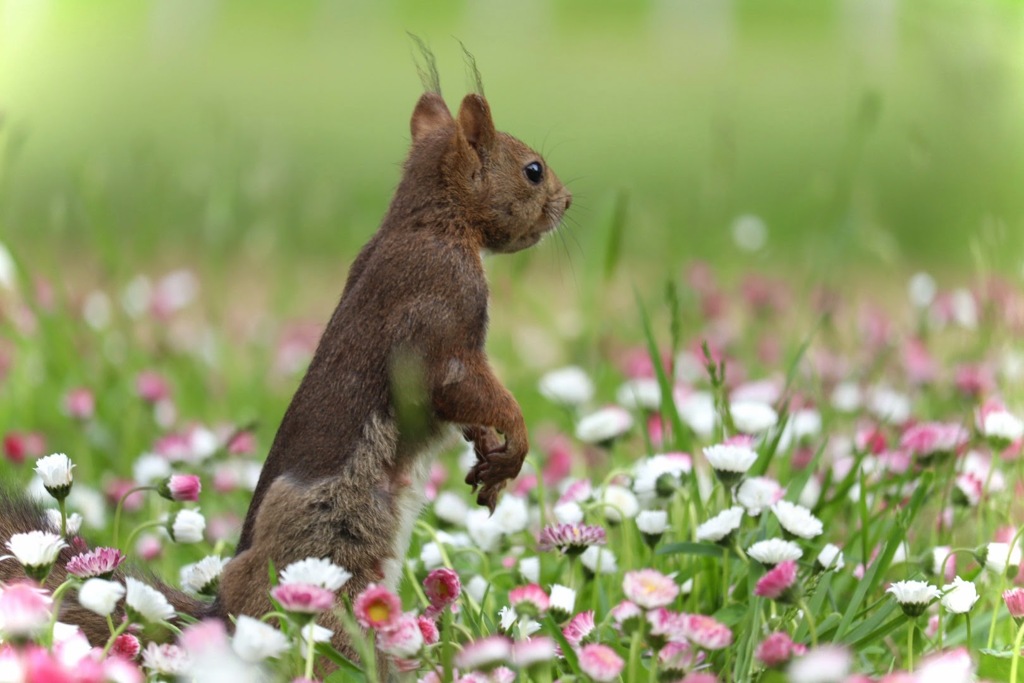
524, 161, 544, 184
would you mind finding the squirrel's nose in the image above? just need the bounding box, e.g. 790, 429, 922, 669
563, 194, 572, 212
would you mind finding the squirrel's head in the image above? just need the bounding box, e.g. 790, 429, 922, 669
404, 92, 572, 253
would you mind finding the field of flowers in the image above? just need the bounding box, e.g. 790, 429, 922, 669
2, 243, 1024, 682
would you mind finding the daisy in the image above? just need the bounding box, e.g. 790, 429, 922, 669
124, 577, 175, 623
577, 643, 624, 682
231, 615, 290, 662
180, 555, 229, 596
755, 560, 798, 601
280, 557, 351, 591
562, 610, 595, 646
696, 506, 745, 543
77, 578, 125, 617
703, 444, 758, 486
538, 366, 595, 406
34, 453, 75, 500
575, 406, 634, 445
4, 530, 67, 581
771, 500, 823, 539
537, 523, 606, 555
887, 580, 940, 617
941, 576, 979, 614
622, 569, 679, 609
747, 538, 803, 567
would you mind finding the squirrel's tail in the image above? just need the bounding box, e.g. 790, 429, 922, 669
0, 487, 208, 645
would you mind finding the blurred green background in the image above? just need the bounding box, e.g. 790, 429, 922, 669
2, 0, 1024, 291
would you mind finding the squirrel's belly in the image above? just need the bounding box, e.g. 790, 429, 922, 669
382, 425, 459, 591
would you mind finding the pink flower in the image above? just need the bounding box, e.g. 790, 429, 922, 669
682, 614, 733, 650
66, 547, 125, 579
111, 633, 142, 660
417, 616, 439, 645
24, 646, 73, 683
578, 643, 625, 682
354, 583, 402, 630
271, 583, 335, 614
557, 479, 592, 505
454, 635, 512, 671
135, 371, 170, 403
158, 474, 202, 502
679, 674, 719, 683
423, 568, 460, 616
562, 610, 595, 646
227, 431, 257, 455
64, 387, 95, 420
755, 632, 806, 667
659, 640, 701, 672
900, 422, 968, 460
0, 582, 52, 638
3, 431, 45, 464
509, 583, 549, 618
754, 560, 798, 601
622, 569, 679, 609
541, 434, 574, 486
179, 618, 230, 654
537, 523, 607, 554
512, 636, 557, 668
647, 608, 688, 643
377, 612, 424, 659
1004, 588, 1024, 619
611, 600, 643, 632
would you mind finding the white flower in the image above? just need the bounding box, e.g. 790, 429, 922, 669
142, 643, 190, 675
44, 509, 83, 537
549, 584, 576, 617
169, 509, 205, 544
798, 476, 822, 509
499, 605, 517, 631
817, 544, 844, 571
420, 542, 444, 570
280, 557, 351, 591
636, 510, 669, 535
771, 500, 823, 539
300, 622, 334, 647
616, 378, 662, 411
747, 538, 803, 565
492, 495, 529, 535
631, 453, 692, 503
434, 491, 469, 526
983, 410, 1024, 443
867, 386, 911, 424
931, 546, 953, 576
67, 486, 107, 529
34, 453, 75, 496
580, 546, 617, 574
778, 409, 822, 450
0, 240, 16, 290
539, 366, 594, 406
4, 530, 67, 570
466, 575, 490, 604
231, 615, 290, 662
830, 382, 862, 413
677, 392, 716, 437
553, 501, 585, 525
180, 556, 230, 595
887, 580, 940, 611
984, 542, 1022, 575
466, 508, 503, 552
519, 557, 540, 584
600, 485, 639, 523
703, 444, 758, 474
125, 577, 175, 623
575, 406, 633, 444
787, 645, 852, 683
907, 272, 937, 308
941, 576, 979, 614
736, 476, 783, 516
78, 579, 125, 617
730, 401, 778, 434
731, 213, 767, 251
132, 453, 172, 486
951, 288, 978, 330
696, 507, 744, 543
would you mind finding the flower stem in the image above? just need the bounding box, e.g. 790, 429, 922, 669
58, 498, 67, 538
1011, 618, 1024, 683
798, 598, 818, 648
102, 619, 130, 657
123, 520, 163, 553
907, 622, 915, 672
113, 486, 152, 548
304, 625, 316, 680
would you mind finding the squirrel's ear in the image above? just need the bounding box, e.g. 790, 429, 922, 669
456, 94, 496, 154
411, 93, 453, 144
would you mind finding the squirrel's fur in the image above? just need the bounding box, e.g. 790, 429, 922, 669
0, 83, 570, 673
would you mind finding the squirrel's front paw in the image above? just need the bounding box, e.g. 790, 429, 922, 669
464, 446, 527, 513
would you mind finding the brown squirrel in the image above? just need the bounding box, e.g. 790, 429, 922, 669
0, 73, 571, 668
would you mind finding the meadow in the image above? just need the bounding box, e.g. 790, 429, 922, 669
2, 1, 1024, 681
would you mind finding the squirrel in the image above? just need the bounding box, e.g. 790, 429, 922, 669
0, 69, 571, 671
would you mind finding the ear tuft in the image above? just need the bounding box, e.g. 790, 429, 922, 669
456, 94, 496, 153
411, 93, 453, 144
